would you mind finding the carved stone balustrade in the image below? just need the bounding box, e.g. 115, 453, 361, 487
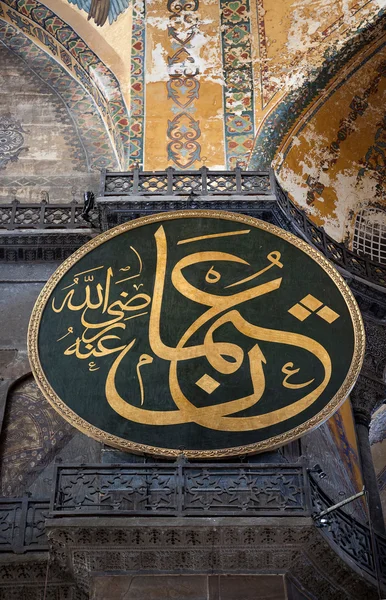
0, 465, 385, 598
44, 464, 385, 599
0, 498, 49, 553
50, 463, 309, 517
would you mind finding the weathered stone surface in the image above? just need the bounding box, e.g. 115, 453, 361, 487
0, 45, 98, 204
45, 517, 379, 599
91, 574, 287, 600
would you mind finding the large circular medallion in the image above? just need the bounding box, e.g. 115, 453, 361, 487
28, 211, 365, 457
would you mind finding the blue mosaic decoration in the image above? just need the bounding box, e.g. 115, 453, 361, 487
1, 0, 130, 168
0, 113, 28, 170
220, 0, 255, 169
166, 0, 201, 170
128, 0, 145, 168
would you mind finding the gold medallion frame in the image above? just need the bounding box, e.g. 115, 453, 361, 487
28, 210, 365, 458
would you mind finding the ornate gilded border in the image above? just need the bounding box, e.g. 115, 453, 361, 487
28, 210, 365, 458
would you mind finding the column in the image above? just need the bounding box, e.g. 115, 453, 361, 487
352, 399, 385, 535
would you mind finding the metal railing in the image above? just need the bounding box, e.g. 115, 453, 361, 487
275, 179, 386, 287
101, 167, 273, 197
0, 168, 385, 287
50, 463, 309, 517
310, 476, 386, 587
0, 199, 100, 230
0, 498, 49, 553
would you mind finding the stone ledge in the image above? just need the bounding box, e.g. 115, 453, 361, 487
46, 518, 379, 600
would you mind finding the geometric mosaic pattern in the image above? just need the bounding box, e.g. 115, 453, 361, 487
0, 42, 93, 175
0, 112, 27, 170
220, 0, 255, 169
0, 377, 74, 497
0, 0, 130, 169
129, 0, 146, 168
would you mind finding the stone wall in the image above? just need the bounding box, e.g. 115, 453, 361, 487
370, 404, 386, 526
90, 574, 289, 600
301, 400, 367, 523
0, 44, 98, 204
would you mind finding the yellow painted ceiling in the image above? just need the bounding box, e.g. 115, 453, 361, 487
276, 38, 386, 241
0, 0, 385, 242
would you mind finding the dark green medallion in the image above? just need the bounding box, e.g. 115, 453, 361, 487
28, 211, 364, 457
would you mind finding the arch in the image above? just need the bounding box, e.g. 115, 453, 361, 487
248, 9, 386, 170
0, 0, 132, 170
0, 374, 75, 496
5, 370, 32, 397
249, 10, 386, 242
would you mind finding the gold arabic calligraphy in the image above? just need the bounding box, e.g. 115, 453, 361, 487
52, 226, 333, 432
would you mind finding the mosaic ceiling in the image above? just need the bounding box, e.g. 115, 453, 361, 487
0, 0, 385, 239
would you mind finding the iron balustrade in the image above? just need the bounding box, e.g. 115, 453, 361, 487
274, 178, 386, 287
50, 463, 309, 517
310, 476, 386, 587
0, 498, 49, 553
101, 167, 274, 196
0, 167, 385, 287
0, 199, 100, 230
0, 464, 385, 592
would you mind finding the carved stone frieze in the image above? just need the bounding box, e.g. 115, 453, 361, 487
349, 278, 386, 320
0, 557, 86, 600
46, 518, 379, 599
362, 318, 386, 382
349, 318, 386, 417
0, 232, 94, 262
96, 196, 279, 232
351, 373, 386, 416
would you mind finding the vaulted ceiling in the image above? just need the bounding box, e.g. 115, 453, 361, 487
0, 0, 385, 240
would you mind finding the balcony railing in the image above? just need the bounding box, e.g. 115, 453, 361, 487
50, 463, 309, 517
0, 498, 49, 553
275, 179, 386, 288
310, 476, 385, 585
101, 167, 273, 196
0, 463, 385, 591
0, 168, 385, 287
0, 199, 100, 230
